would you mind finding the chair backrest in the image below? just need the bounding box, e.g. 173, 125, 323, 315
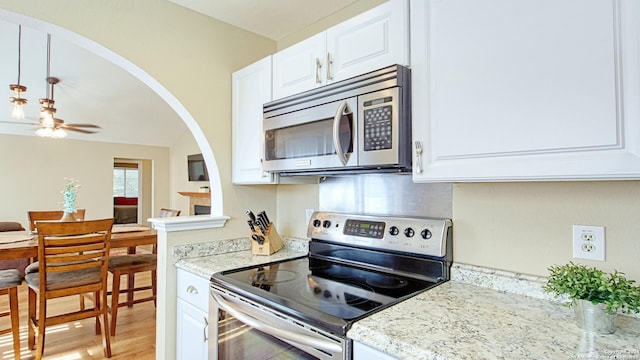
35, 218, 113, 294
28, 209, 86, 232
159, 208, 181, 217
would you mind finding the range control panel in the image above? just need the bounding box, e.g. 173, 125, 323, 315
307, 212, 451, 257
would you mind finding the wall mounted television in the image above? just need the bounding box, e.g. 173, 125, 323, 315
187, 153, 209, 181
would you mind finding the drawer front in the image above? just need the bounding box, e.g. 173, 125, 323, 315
177, 269, 210, 311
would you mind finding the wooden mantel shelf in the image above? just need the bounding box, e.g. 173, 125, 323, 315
178, 192, 210, 198
179, 192, 211, 215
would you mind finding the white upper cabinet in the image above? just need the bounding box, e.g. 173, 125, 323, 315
232, 56, 277, 184
272, 33, 326, 100
411, 0, 640, 181
273, 0, 409, 100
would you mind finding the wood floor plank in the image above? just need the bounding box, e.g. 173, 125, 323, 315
0, 273, 156, 359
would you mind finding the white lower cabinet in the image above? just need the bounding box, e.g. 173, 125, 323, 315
353, 341, 397, 360
176, 269, 210, 360
411, 0, 640, 181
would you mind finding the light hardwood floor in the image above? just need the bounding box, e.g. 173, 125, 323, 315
0, 272, 156, 359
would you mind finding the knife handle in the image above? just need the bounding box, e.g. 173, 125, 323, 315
258, 211, 270, 225
245, 210, 256, 222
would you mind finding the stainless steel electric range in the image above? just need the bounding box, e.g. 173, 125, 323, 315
209, 212, 452, 360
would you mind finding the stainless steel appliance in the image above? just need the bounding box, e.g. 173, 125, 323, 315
262, 65, 411, 175
209, 212, 452, 360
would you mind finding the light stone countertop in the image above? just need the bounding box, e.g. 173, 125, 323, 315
174, 247, 308, 278
175, 245, 640, 360
349, 265, 640, 360
173, 237, 308, 279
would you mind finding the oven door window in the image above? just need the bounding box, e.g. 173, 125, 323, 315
211, 288, 346, 360
218, 309, 319, 360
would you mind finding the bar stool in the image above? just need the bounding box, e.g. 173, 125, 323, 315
108, 208, 180, 336
0, 269, 23, 360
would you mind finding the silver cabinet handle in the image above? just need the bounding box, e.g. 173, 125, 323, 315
326, 52, 333, 81
203, 317, 208, 342
315, 58, 322, 84
186, 285, 198, 294
415, 141, 424, 174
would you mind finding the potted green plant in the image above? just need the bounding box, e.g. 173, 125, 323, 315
543, 262, 640, 334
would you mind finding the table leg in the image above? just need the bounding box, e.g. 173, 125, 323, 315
127, 246, 136, 307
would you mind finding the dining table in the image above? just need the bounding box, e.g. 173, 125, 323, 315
0, 226, 157, 260
0, 226, 158, 304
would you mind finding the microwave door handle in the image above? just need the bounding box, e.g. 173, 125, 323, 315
332, 100, 351, 166
211, 291, 342, 354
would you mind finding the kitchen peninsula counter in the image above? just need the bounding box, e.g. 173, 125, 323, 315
174, 239, 308, 278
349, 265, 640, 360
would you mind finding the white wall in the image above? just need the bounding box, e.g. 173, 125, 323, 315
0, 0, 278, 240
0, 133, 169, 227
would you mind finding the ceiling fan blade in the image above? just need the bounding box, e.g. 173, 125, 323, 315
0, 120, 39, 126
63, 127, 98, 134
64, 123, 102, 129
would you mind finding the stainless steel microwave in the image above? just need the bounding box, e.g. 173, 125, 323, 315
263, 65, 411, 176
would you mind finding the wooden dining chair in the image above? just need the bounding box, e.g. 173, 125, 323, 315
0, 222, 29, 277
159, 208, 181, 218
27, 209, 86, 232
0, 269, 22, 360
25, 209, 89, 308
25, 218, 114, 360
107, 208, 179, 336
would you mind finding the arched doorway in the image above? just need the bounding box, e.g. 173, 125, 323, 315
0, 9, 224, 215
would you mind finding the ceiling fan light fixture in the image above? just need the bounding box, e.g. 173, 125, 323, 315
51, 127, 67, 139
9, 25, 28, 119
36, 126, 53, 138
9, 87, 27, 119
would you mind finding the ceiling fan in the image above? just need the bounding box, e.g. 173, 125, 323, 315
2, 77, 101, 137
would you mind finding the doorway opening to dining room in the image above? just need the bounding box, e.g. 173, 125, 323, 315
113, 158, 153, 226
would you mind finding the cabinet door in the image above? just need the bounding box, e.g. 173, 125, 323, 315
272, 32, 326, 100
327, 0, 409, 83
232, 56, 277, 184
177, 298, 209, 360
411, 0, 640, 181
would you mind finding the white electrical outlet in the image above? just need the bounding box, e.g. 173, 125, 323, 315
305, 209, 315, 225
572, 225, 605, 261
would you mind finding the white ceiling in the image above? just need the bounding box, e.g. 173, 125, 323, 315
168, 0, 359, 41
0, 1, 358, 146
0, 20, 187, 146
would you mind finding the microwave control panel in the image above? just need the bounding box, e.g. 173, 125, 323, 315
362, 96, 393, 151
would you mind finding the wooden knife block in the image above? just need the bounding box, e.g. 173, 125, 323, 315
251, 223, 283, 255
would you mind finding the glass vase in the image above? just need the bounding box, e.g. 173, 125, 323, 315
60, 211, 77, 222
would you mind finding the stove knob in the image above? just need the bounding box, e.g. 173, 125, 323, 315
323, 290, 332, 298
322, 220, 331, 228
389, 226, 399, 236
313, 219, 321, 228
313, 286, 322, 295
421, 229, 433, 240
404, 227, 415, 238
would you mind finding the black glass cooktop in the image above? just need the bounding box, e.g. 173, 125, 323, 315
211, 255, 438, 335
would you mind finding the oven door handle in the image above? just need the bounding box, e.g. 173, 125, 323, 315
211, 291, 342, 354
332, 100, 351, 166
